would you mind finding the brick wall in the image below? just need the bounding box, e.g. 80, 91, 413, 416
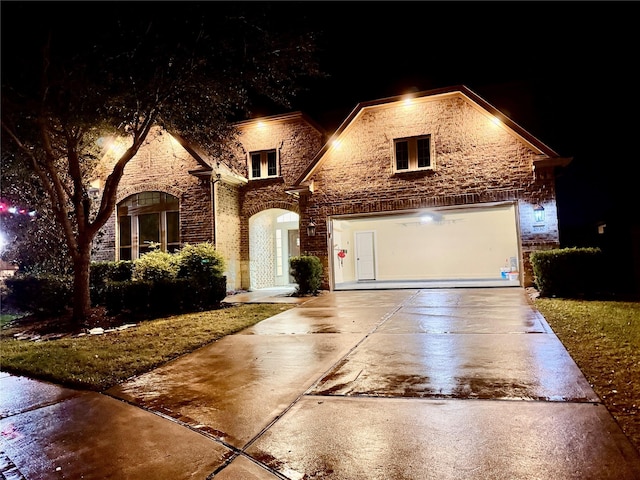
214, 181, 241, 290
299, 94, 561, 288
92, 127, 213, 261
231, 114, 325, 289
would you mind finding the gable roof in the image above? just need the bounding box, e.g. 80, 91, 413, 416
292, 85, 569, 187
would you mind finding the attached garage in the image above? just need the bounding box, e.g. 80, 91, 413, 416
330, 202, 521, 289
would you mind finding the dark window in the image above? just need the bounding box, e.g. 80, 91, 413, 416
166, 211, 180, 253
394, 135, 433, 172
417, 138, 431, 168
119, 216, 132, 260
395, 141, 409, 170
139, 213, 160, 256
249, 150, 278, 179
251, 153, 261, 178
267, 151, 277, 176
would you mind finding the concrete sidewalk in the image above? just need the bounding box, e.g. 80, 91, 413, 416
2, 287, 640, 479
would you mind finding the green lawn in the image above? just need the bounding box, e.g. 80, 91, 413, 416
0, 303, 294, 391
534, 297, 640, 454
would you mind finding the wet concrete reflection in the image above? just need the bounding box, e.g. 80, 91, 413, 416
107, 333, 361, 448
0, 388, 231, 479
239, 307, 395, 335
301, 289, 416, 308
406, 287, 531, 308
311, 333, 599, 401
247, 397, 640, 480
6, 287, 639, 479
377, 305, 545, 334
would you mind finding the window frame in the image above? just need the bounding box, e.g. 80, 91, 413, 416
117, 192, 180, 260
248, 149, 279, 180
393, 135, 434, 173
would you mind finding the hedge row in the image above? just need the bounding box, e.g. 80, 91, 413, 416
530, 247, 606, 298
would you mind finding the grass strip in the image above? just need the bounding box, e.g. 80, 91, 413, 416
535, 298, 640, 453
0, 304, 294, 391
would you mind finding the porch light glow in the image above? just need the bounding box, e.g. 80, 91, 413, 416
533, 204, 545, 223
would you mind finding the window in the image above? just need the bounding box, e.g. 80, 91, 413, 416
249, 149, 278, 179
394, 135, 433, 172
117, 192, 180, 260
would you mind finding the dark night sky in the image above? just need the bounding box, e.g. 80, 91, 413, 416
283, 2, 638, 236
2, 1, 637, 239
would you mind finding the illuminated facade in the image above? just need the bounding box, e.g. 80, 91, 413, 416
93, 86, 570, 291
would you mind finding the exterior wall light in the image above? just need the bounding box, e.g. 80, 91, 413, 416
533, 204, 545, 223
307, 218, 316, 237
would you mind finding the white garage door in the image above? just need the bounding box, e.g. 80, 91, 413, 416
331, 202, 520, 289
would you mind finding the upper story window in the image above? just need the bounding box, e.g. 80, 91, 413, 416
249, 149, 278, 179
394, 135, 433, 173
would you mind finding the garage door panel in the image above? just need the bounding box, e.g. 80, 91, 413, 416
332, 204, 519, 285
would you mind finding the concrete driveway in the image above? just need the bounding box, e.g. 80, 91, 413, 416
2, 287, 639, 479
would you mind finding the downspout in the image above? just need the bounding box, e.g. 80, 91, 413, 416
210, 173, 222, 245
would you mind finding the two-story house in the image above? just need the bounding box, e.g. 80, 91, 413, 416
93, 85, 571, 292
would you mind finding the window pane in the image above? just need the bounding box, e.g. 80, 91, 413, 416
267, 151, 277, 176
395, 141, 409, 170
166, 211, 179, 244
119, 248, 132, 261
139, 213, 159, 255
251, 153, 261, 178
119, 216, 131, 247
417, 138, 431, 168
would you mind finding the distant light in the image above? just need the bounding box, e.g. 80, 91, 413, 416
332, 138, 341, 150
491, 116, 502, 126
8, 207, 17, 214
256, 121, 266, 129
420, 215, 434, 223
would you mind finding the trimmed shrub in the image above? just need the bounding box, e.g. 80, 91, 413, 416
90, 260, 133, 306
177, 242, 225, 281
531, 247, 606, 298
290, 255, 323, 295
132, 250, 179, 282
4, 274, 73, 315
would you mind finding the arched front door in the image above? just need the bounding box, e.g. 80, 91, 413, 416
248, 209, 299, 289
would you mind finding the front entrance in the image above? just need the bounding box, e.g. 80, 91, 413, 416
249, 209, 299, 289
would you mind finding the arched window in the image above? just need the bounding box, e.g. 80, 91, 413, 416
117, 192, 180, 260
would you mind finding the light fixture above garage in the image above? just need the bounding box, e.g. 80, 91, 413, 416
533, 204, 545, 223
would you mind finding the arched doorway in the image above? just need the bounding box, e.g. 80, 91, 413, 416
249, 209, 299, 289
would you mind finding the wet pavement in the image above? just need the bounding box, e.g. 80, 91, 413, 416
2, 287, 640, 479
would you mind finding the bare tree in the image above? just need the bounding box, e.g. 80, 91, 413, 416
1, 3, 322, 324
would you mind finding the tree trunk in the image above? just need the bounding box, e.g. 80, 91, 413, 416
72, 243, 93, 325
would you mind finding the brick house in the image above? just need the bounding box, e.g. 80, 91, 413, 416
93, 85, 570, 291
